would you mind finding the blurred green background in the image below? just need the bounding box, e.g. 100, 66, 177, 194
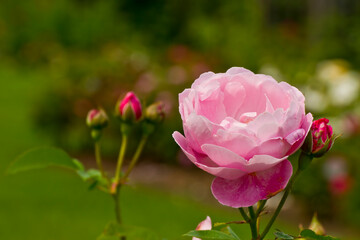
1, 0, 360, 239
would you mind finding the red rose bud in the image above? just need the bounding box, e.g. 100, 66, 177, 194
116, 92, 142, 122
86, 108, 108, 130
145, 101, 165, 123
311, 118, 334, 157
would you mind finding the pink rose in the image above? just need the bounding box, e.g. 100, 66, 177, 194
173, 67, 313, 207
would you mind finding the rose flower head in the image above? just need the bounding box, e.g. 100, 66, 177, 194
173, 67, 313, 208
116, 91, 142, 122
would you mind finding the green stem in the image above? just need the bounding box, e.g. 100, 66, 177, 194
95, 141, 108, 181
248, 206, 258, 240
122, 135, 148, 181
259, 170, 301, 240
113, 189, 126, 240
238, 208, 250, 222
113, 190, 122, 224
256, 200, 267, 217
255, 200, 267, 236
114, 134, 128, 184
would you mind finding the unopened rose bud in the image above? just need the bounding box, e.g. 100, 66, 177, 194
309, 214, 326, 235
193, 216, 212, 240
145, 101, 165, 124
86, 108, 108, 130
311, 118, 334, 157
115, 92, 142, 122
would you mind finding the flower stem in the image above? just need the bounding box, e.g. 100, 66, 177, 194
122, 135, 148, 181
114, 134, 128, 184
259, 170, 301, 240
256, 200, 267, 217
95, 141, 108, 181
248, 206, 258, 239
256, 200, 267, 236
238, 208, 250, 222
112, 189, 126, 240
113, 189, 122, 224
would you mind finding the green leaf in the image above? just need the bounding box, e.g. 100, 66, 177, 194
274, 230, 294, 239
226, 226, 241, 240
76, 168, 108, 190
72, 159, 85, 171
300, 229, 339, 240
98, 222, 159, 240
76, 168, 102, 181
7, 147, 81, 174
184, 230, 236, 240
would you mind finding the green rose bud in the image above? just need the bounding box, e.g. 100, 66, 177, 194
145, 101, 165, 124
86, 108, 108, 130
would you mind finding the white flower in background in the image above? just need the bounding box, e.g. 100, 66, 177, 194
302, 86, 328, 113
316, 59, 360, 107
317, 59, 349, 82
328, 72, 360, 106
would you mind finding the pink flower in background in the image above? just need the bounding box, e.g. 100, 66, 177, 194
193, 216, 212, 240
117, 92, 142, 121
173, 67, 313, 207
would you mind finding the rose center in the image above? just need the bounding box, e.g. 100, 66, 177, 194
239, 112, 257, 123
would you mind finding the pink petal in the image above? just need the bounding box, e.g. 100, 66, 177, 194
191, 72, 215, 88
213, 129, 257, 159
285, 129, 305, 145
201, 144, 248, 170
194, 162, 248, 180
281, 100, 304, 136
226, 67, 254, 75
201, 144, 286, 173
172, 132, 246, 180
211, 160, 293, 208
279, 81, 305, 103
229, 74, 264, 118
259, 80, 291, 111
183, 114, 216, 153
249, 138, 291, 158
223, 81, 246, 118
265, 94, 275, 113
179, 89, 198, 122
248, 112, 280, 140
286, 113, 313, 155
196, 89, 227, 123
246, 155, 287, 172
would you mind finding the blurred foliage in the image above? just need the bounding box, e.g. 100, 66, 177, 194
1, 0, 360, 232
